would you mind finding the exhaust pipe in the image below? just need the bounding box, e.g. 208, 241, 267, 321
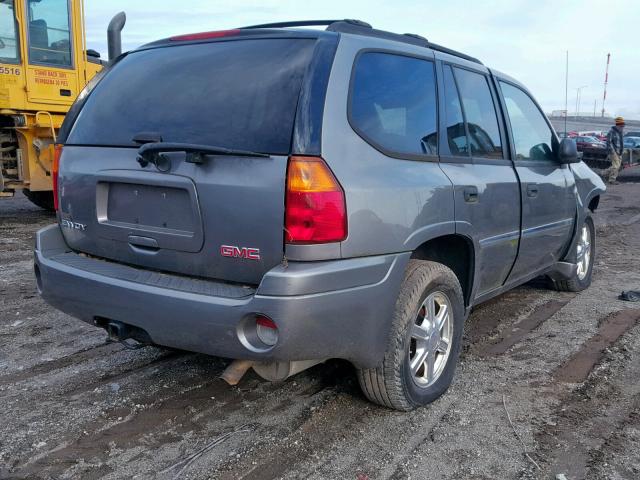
220, 360, 255, 386
220, 359, 326, 386
106, 321, 128, 341
107, 11, 126, 62
101, 319, 150, 350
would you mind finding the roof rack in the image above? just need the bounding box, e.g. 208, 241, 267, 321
240, 19, 483, 65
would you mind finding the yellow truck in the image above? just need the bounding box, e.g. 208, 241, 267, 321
0, 0, 124, 209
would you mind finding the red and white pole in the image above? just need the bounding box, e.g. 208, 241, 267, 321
601, 53, 610, 117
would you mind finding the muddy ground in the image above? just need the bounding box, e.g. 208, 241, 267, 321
1, 181, 639, 480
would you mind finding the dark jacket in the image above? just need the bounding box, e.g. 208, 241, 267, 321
607, 126, 624, 156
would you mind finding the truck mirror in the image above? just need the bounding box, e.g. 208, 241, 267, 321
559, 137, 579, 164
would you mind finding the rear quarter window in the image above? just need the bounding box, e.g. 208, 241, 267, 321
67, 39, 316, 154
349, 51, 438, 157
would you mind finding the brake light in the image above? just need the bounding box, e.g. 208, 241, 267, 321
170, 29, 241, 41
285, 156, 347, 244
52, 144, 62, 211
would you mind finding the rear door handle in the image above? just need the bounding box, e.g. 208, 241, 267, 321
463, 186, 479, 203
527, 183, 539, 197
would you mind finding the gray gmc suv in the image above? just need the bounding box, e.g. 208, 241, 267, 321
34, 20, 605, 410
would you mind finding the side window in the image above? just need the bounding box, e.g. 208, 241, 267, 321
442, 65, 468, 156
0, 0, 20, 63
350, 52, 438, 156
500, 82, 555, 161
453, 67, 503, 159
27, 0, 72, 67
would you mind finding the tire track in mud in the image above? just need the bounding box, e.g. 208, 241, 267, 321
208, 363, 360, 479
0, 342, 122, 387
538, 388, 640, 479
476, 297, 573, 356
587, 398, 640, 479
533, 310, 640, 479
377, 399, 457, 480
554, 308, 640, 383
14, 375, 241, 478
463, 286, 542, 353
465, 288, 574, 357
215, 379, 459, 480
214, 384, 367, 480
63, 349, 190, 397
11, 361, 351, 479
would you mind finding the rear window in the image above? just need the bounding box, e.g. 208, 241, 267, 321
67, 39, 316, 154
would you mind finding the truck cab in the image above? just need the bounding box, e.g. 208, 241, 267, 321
0, 0, 108, 207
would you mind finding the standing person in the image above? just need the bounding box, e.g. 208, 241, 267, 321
605, 116, 625, 184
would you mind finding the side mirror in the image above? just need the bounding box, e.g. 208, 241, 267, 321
558, 137, 579, 164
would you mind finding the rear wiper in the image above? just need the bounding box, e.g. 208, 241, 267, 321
136, 142, 269, 169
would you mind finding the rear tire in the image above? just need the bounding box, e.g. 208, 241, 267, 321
357, 260, 465, 411
553, 216, 595, 292
23, 189, 55, 211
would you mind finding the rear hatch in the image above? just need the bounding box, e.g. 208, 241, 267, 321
58, 36, 318, 285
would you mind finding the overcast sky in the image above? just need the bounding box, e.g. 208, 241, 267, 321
84, 0, 639, 119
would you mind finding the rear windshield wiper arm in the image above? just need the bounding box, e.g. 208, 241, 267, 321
136, 142, 269, 169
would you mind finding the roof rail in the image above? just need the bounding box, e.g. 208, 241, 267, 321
424, 41, 483, 65
326, 21, 483, 65
239, 19, 482, 65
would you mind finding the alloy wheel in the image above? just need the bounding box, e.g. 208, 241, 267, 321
576, 224, 591, 281
408, 291, 453, 388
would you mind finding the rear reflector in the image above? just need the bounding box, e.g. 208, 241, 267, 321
285, 156, 347, 244
170, 29, 241, 41
52, 144, 62, 211
255, 315, 278, 346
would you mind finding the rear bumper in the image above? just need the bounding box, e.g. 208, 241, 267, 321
35, 225, 409, 368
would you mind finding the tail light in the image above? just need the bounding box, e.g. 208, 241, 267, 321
52, 144, 62, 211
285, 156, 347, 244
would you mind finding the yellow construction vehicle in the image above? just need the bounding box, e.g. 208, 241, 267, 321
0, 0, 124, 209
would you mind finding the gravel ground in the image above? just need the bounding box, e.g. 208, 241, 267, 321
1, 182, 639, 480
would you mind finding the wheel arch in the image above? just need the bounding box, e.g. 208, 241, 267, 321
410, 234, 475, 307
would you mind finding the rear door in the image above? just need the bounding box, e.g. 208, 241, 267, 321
59, 37, 319, 285
497, 80, 575, 281
437, 61, 521, 298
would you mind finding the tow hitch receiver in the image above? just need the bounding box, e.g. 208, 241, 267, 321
97, 318, 152, 350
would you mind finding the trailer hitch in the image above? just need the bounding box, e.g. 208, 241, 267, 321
104, 320, 151, 350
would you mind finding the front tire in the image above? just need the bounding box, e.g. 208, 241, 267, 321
553, 216, 595, 292
357, 260, 465, 411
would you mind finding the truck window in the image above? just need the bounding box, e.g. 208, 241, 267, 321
26, 0, 72, 67
0, 0, 19, 63
350, 52, 438, 156
500, 82, 555, 161
453, 67, 503, 159
442, 65, 468, 156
